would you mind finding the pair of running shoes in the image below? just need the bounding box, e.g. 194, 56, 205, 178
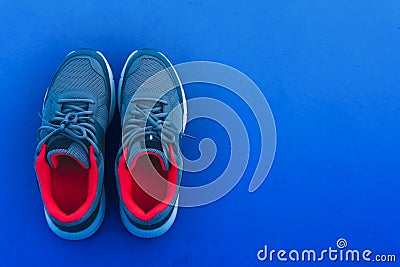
34, 48, 187, 240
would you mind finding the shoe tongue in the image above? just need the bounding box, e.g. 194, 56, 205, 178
126, 140, 169, 171
46, 137, 90, 169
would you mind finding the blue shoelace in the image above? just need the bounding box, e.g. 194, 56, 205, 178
122, 97, 194, 156
37, 98, 99, 155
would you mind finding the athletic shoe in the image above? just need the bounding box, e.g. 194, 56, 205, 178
115, 49, 187, 238
34, 49, 115, 240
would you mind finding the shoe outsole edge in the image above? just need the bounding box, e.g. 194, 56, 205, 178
44, 188, 106, 241
119, 196, 179, 239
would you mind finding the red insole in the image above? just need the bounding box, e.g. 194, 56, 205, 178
131, 155, 168, 214
52, 156, 88, 215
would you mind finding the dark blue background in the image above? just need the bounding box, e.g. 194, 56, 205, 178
0, 1, 399, 266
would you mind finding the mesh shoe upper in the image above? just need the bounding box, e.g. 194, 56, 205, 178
44, 54, 112, 132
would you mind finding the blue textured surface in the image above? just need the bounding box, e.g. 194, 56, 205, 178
0, 1, 399, 266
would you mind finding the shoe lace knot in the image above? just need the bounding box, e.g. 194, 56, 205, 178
37, 98, 99, 155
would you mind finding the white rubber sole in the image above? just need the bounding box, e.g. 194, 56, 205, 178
96, 50, 116, 126
117, 50, 137, 113
120, 196, 179, 238
44, 189, 106, 241
158, 51, 188, 131
118, 50, 187, 131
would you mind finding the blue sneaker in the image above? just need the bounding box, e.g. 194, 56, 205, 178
115, 49, 187, 238
34, 49, 115, 240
